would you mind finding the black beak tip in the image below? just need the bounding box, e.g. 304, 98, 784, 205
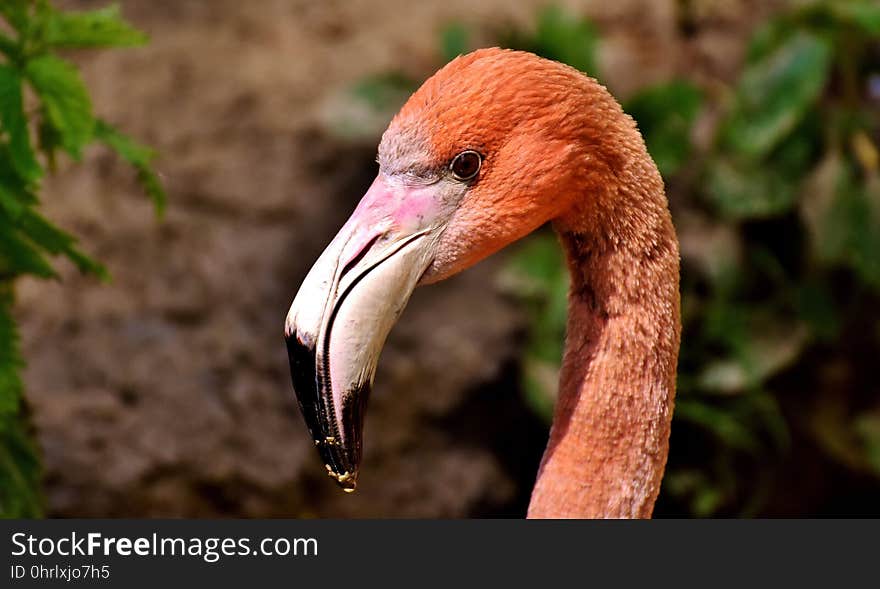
285, 334, 321, 436
285, 332, 365, 493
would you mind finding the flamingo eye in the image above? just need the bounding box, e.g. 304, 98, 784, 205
450, 150, 482, 181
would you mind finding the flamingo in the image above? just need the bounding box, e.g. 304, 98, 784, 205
284, 48, 681, 518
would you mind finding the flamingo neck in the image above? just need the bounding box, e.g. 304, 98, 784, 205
527, 158, 680, 518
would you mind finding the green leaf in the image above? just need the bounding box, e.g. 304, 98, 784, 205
0, 183, 27, 220
498, 232, 570, 422
16, 209, 108, 279
500, 234, 569, 364
0, 146, 37, 210
25, 55, 94, 159
706, 116, 816, 220
45, 4, 148, 48
829, 1, 880, 35
721, 33, 831, 160
0, 287, 22, 418
751, 393, 791, 453
532, 6, 599, 75
697, 322, 808, 393
856, 413, 880, 475
440, 23, 469, 62
705, 157, 800, 219
0, 33, 19, 60
93, 120, 166, 217
803, 157, 880, 287
36, 109, 61, 170
522, 357, 558, 424
692, 484, 725, 518
745, 19, 793, 64
626, 81, 703, 177
502, 232, 566, 289
0, 411, 44, 518
0, 180, 106, 280
0, 0, 30, 34
794, 280, 839, 341
499, 6, 599, 75
675, 398, 761, 453
0, 229, 56, 279
809, 394, 880, 476
664, 470, 728, 517
0, 65, 42, 183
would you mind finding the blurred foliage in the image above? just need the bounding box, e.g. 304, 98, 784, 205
505, 1, 880, 516
496, 6, 600, 76
344, 1, 880, 516
626, 81, 703, 178
328, 7, 602, 142
0, 1, 163, 518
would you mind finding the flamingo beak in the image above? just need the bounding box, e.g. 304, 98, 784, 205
284, 174, 451, 491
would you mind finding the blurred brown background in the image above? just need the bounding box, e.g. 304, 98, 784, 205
16, 0, 876, 517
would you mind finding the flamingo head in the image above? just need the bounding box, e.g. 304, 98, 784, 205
284, 48, 618, 490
